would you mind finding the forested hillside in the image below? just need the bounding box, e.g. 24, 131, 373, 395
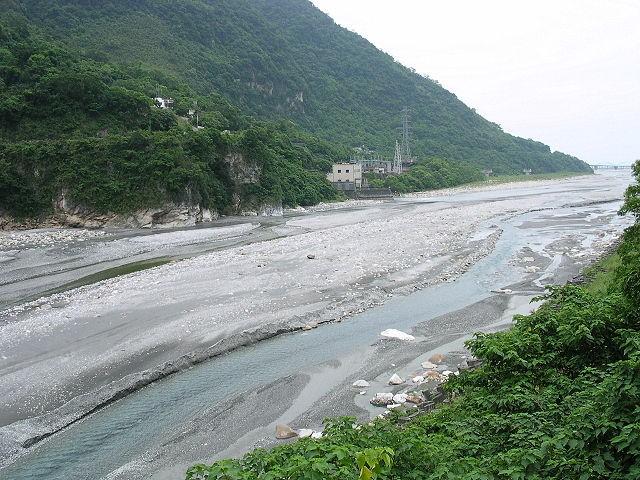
0, 20, 344, 220
2, 0, 590, 175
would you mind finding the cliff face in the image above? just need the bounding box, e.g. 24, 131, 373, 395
0, 152, 288, 230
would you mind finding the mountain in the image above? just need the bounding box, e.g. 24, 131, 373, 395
0, 0, 591, 226
2, 0, 590, 174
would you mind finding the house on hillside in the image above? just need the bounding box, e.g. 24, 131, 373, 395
155, 97, 175, 109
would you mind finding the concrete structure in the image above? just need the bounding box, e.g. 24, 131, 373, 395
327, 163, 362, 190
155, 97, 175, 109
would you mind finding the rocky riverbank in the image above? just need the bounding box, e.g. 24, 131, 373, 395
0, 171, 632, 478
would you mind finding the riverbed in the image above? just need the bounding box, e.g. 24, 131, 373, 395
0, 170, 634, 479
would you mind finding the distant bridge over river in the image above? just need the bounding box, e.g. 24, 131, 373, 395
590, 164, 633, 170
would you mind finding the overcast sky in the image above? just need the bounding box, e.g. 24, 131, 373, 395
310, 0, 639, 165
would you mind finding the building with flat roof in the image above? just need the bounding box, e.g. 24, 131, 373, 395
326, 163, 362, 190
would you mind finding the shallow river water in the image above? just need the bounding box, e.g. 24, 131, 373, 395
0, 171, 634, 480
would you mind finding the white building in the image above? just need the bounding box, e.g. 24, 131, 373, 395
155, 97, 175, 109
326, 163, 363, 190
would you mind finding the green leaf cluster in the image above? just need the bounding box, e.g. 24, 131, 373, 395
377, 158, 484, 193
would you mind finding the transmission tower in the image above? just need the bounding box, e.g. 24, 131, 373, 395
400, 107, 412, 160
393, 140, 403, 174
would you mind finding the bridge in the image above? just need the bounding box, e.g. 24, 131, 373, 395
590, 164, 633, 170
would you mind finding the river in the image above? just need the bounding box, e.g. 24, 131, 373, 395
0, 170, 634, 479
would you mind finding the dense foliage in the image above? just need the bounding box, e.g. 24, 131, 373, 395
185, 165, 640, 479
367, 158, 485, 193
0, 21, 343, 217
3, 0, 592, 175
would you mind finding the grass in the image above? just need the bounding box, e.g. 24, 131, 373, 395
581, 252, 621, 295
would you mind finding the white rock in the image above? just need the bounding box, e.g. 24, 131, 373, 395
298, 429, 314, 438
490, 288, 513, 294
522, 257, 535, 262
421, 361, 437, 370
412, 376, 425, 383
370, 392, 394, 406
359, 391, 367, 395
388, 373, 404, 385
311, 431, 323, 439
392, 393, 408, 404
380, 329, 415, 341
387, 403, 402, 409
526, 266, 540, 273
352, 379, 370, 388
442, 370, 453, 377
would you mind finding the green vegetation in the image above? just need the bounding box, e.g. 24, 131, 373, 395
582, 253, 622, 296
185, 161, 640, 479
366, 158, 484, 193
3, 0, 592, 176
0, 21, 343, 218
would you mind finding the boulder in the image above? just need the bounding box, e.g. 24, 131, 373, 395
380, 329, 415, 341
392, 393, 408, 404
406, 395, 423, 404
388, 373, 404, 385
307, 254, 316, 259
352, 379, 370, 388
490, 288, 513, 294
275, 424, 298, 439
421, 361, 437, 370
370, 392, 394, 406
411, 376, 425, 384
298, 429, 314, 438
425, 371, 441, 380
428, 353, 445, 364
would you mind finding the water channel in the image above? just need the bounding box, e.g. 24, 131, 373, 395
0, 172, 633, 480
